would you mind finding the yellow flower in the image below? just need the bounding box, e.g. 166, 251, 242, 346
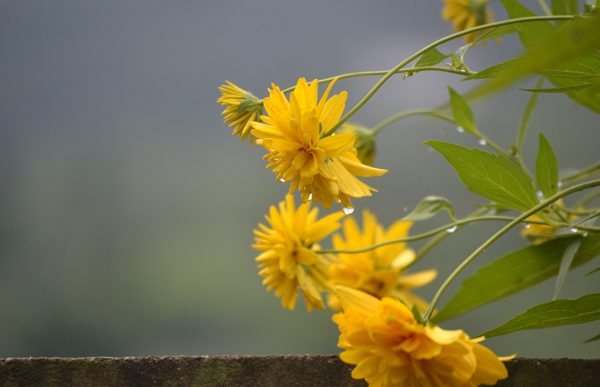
520, 215, 557, 245
338, 123, 377, 167
251, 78, 388, 210
440, 0, 495, 43
217, 81, 263, 146
253, 194, 344, 311
333, 286, 513, 387
327, 210, 437, 315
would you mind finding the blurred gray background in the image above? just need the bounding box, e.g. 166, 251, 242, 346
1, 0, 599, 359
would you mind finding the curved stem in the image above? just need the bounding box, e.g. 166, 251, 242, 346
279, 67, 475, 95
560, 160, 600, 187
422, 178, 600, 322
316, 216, 549, 255
372, 109, 454, 136
320, 15, 575, 139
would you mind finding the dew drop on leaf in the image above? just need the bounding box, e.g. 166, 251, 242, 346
446, 225, 457, 233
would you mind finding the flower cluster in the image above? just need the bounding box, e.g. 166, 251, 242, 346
251, 78, 388, 210
252, 194, 344, 311
327, 210, 437, 315
333, 286, 513, 387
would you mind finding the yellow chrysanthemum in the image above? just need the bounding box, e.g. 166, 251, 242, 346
217, 81, 263, 146
251, 78, 388, 210
520, 215, 557, 245
333, 286, 514, 387
253, 194, 344, 311
441, 0, 495, 43
338, 123, 377, 167
327, 210, 437, 315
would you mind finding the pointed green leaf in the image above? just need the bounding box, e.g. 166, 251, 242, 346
499, 0, 557, 46
552, 0, 579, 17
521, 83, 593, 93
584, 266, 600, 276
448, 87, 477, 135
425, 141, 538, 212
554, 236, 583, 300
403, 196, 455, 222
412, 304, 425, 324
584, 332, 600, 343
462, 58, 520, 80
517, 77, 544, 152
415, 48, 449, 68
478, 293, 600, 338
472, 24, 520, 46
536, 133, 559, 198
431, 234, 600, 323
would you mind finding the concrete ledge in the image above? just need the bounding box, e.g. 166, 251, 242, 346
0, 356, 598, 387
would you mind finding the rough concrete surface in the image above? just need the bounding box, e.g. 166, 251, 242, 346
0, 356, 598, 387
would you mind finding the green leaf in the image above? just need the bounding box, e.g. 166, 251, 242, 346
448, 87, 477, 135
499, 0, 557, 46
478, 293, 600, 338
412, 304, 425, 324
466, 16, 600, 106
517, 76, 544, 152
552, 0, 579, 17
403, 196, 456, 222
584, 266, 600, 276
584, 332, 600, 343
549, 75, 600, 115
455, 25, 519, 63
462, 58, 520, 80
521, 83, 593, 93
553, 236, 583, 300
535, 133, 559, 198
431, 234, 600, 323
424, 141, 538, 212
415, 48, 449, 68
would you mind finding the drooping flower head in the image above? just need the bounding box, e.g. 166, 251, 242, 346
218, 81, 264, 146
253, 194, 344, 311
333, 286, 513, 387
440, 0, 495, 43
327, 210, 437, 315
338, 123, 377, 167
252, 78, 388, 210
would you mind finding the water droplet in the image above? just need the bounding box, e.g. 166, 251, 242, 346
582, 231, 588, 237
478, 139, 487, 146
557, 181, 563, 187
308, 193, 313, 201
446, 225, 457, 233
279, 178, 286, 183
335, 198, 341, 203
524, 223, 530, 229
343, 207, 355, 215
456, 126, 464, 133
536, 190, 545, 200
570, 228, 578, 233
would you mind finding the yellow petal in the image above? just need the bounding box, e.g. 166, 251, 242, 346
398, 269, 438, 289
339, 156, 388, 177
335, 286, 379, 314
318, 134, 355, 158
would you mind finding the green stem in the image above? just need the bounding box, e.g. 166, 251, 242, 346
372, 109, 454, 136
410, 207, 489, 268
316, 216, 550, 255
279, 67, 475, 95
556, 205, 600, 216
320, 15, 575, 139
560, 160, 600, 186
574, 188, 600, 208
537, 0, 553, 16
422, 178, 600, 322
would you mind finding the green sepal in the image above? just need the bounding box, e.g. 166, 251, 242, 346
412, 304, 425, 325
477, 293, 600, 338
237, 92, 264, 116
403, 196, 456, 222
